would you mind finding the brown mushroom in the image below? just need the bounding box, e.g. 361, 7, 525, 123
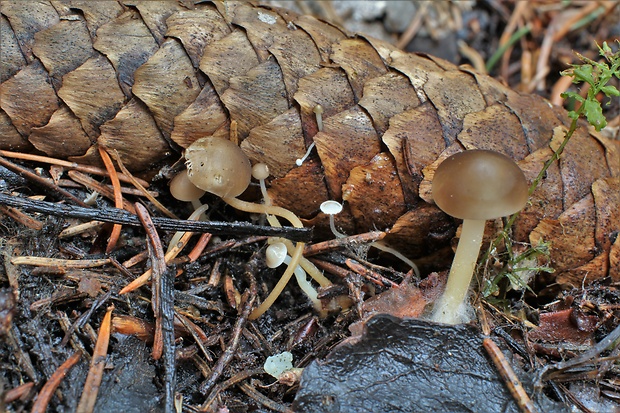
430, 149, 528, 324
185, 137, 252, 198
181, 137, 332, 319
169, 169, 206, 210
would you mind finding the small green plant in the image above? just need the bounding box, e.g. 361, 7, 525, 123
525, 41, 619, 206
482, 239, 553, 299
561, 41, 620, 132
481, 41, 620, 300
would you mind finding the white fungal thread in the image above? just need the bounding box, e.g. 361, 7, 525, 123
83, 191, 99, 205
313, 104, 324, 132
296, 142, 316, 166
296, 104, 324, 167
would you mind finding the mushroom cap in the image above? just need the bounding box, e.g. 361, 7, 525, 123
185, 137, 252, 198
432, 149, 528, 220
265, 242, 288, 268
169, 170, 206, 202
252, 163, 270, 180
320, 200, 343, 215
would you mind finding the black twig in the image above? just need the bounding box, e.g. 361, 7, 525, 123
0, 192, 312, 241
135, 203, 176, 413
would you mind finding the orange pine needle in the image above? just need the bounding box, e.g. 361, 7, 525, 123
76, 306, 113, 413
188, 233, 212, 262
4, 382, 34, 404
119, 231, 194, 294
111, 314, 155, 343
98, 147, 123, 253
31, 351, 82, 413
67, 170, 135, 213
110, 150, 178, 220
0, 149, 149, 187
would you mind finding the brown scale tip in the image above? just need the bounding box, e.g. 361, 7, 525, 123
432, 149, 529, 220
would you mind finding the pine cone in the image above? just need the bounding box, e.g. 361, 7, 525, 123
1, 1, 618, 283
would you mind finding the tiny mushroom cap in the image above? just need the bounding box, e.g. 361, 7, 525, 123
320, 200, 345, 238
169, 170, 206, 202
185, 137, 252, 198
432, 149, 529, 220
252, 163, 270, 181
253, 162, 272, 205
266, 242, 288, 268
320, 200, 343, 215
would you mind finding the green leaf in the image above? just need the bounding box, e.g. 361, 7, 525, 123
600, 85, 620, 97
600, 41, 613, 58
572, 65, 595, 86
583, 99, 606, 131
482, 280, 499, 298
561, 91, 585, 103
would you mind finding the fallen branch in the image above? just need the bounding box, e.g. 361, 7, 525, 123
0, 192, 312, 241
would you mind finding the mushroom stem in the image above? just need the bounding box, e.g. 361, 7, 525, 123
274, 237, 332, 287
223, 197, 303, 229
166, 203, 209, 254
250, 242, 304, 320
190, 199, 204, 211
431, 219, 485, 324
284, 255, 322, 312
295, 142, 316, 166
222, 196, 307, 320
370, 241, 420, 278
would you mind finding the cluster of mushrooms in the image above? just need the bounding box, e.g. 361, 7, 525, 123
169, 136, 332, 319
169, 132, 529, 325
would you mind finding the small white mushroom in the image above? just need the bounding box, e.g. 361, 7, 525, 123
266, 242, 288, 268
320, 200, 346, 238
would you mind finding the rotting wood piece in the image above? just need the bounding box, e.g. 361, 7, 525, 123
0, 1, 618, 282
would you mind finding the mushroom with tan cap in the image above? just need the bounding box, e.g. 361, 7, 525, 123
185, 137, 252, 198
181, 136, 332, 319
430, 149, 528, 324
169, 169, 206, 210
